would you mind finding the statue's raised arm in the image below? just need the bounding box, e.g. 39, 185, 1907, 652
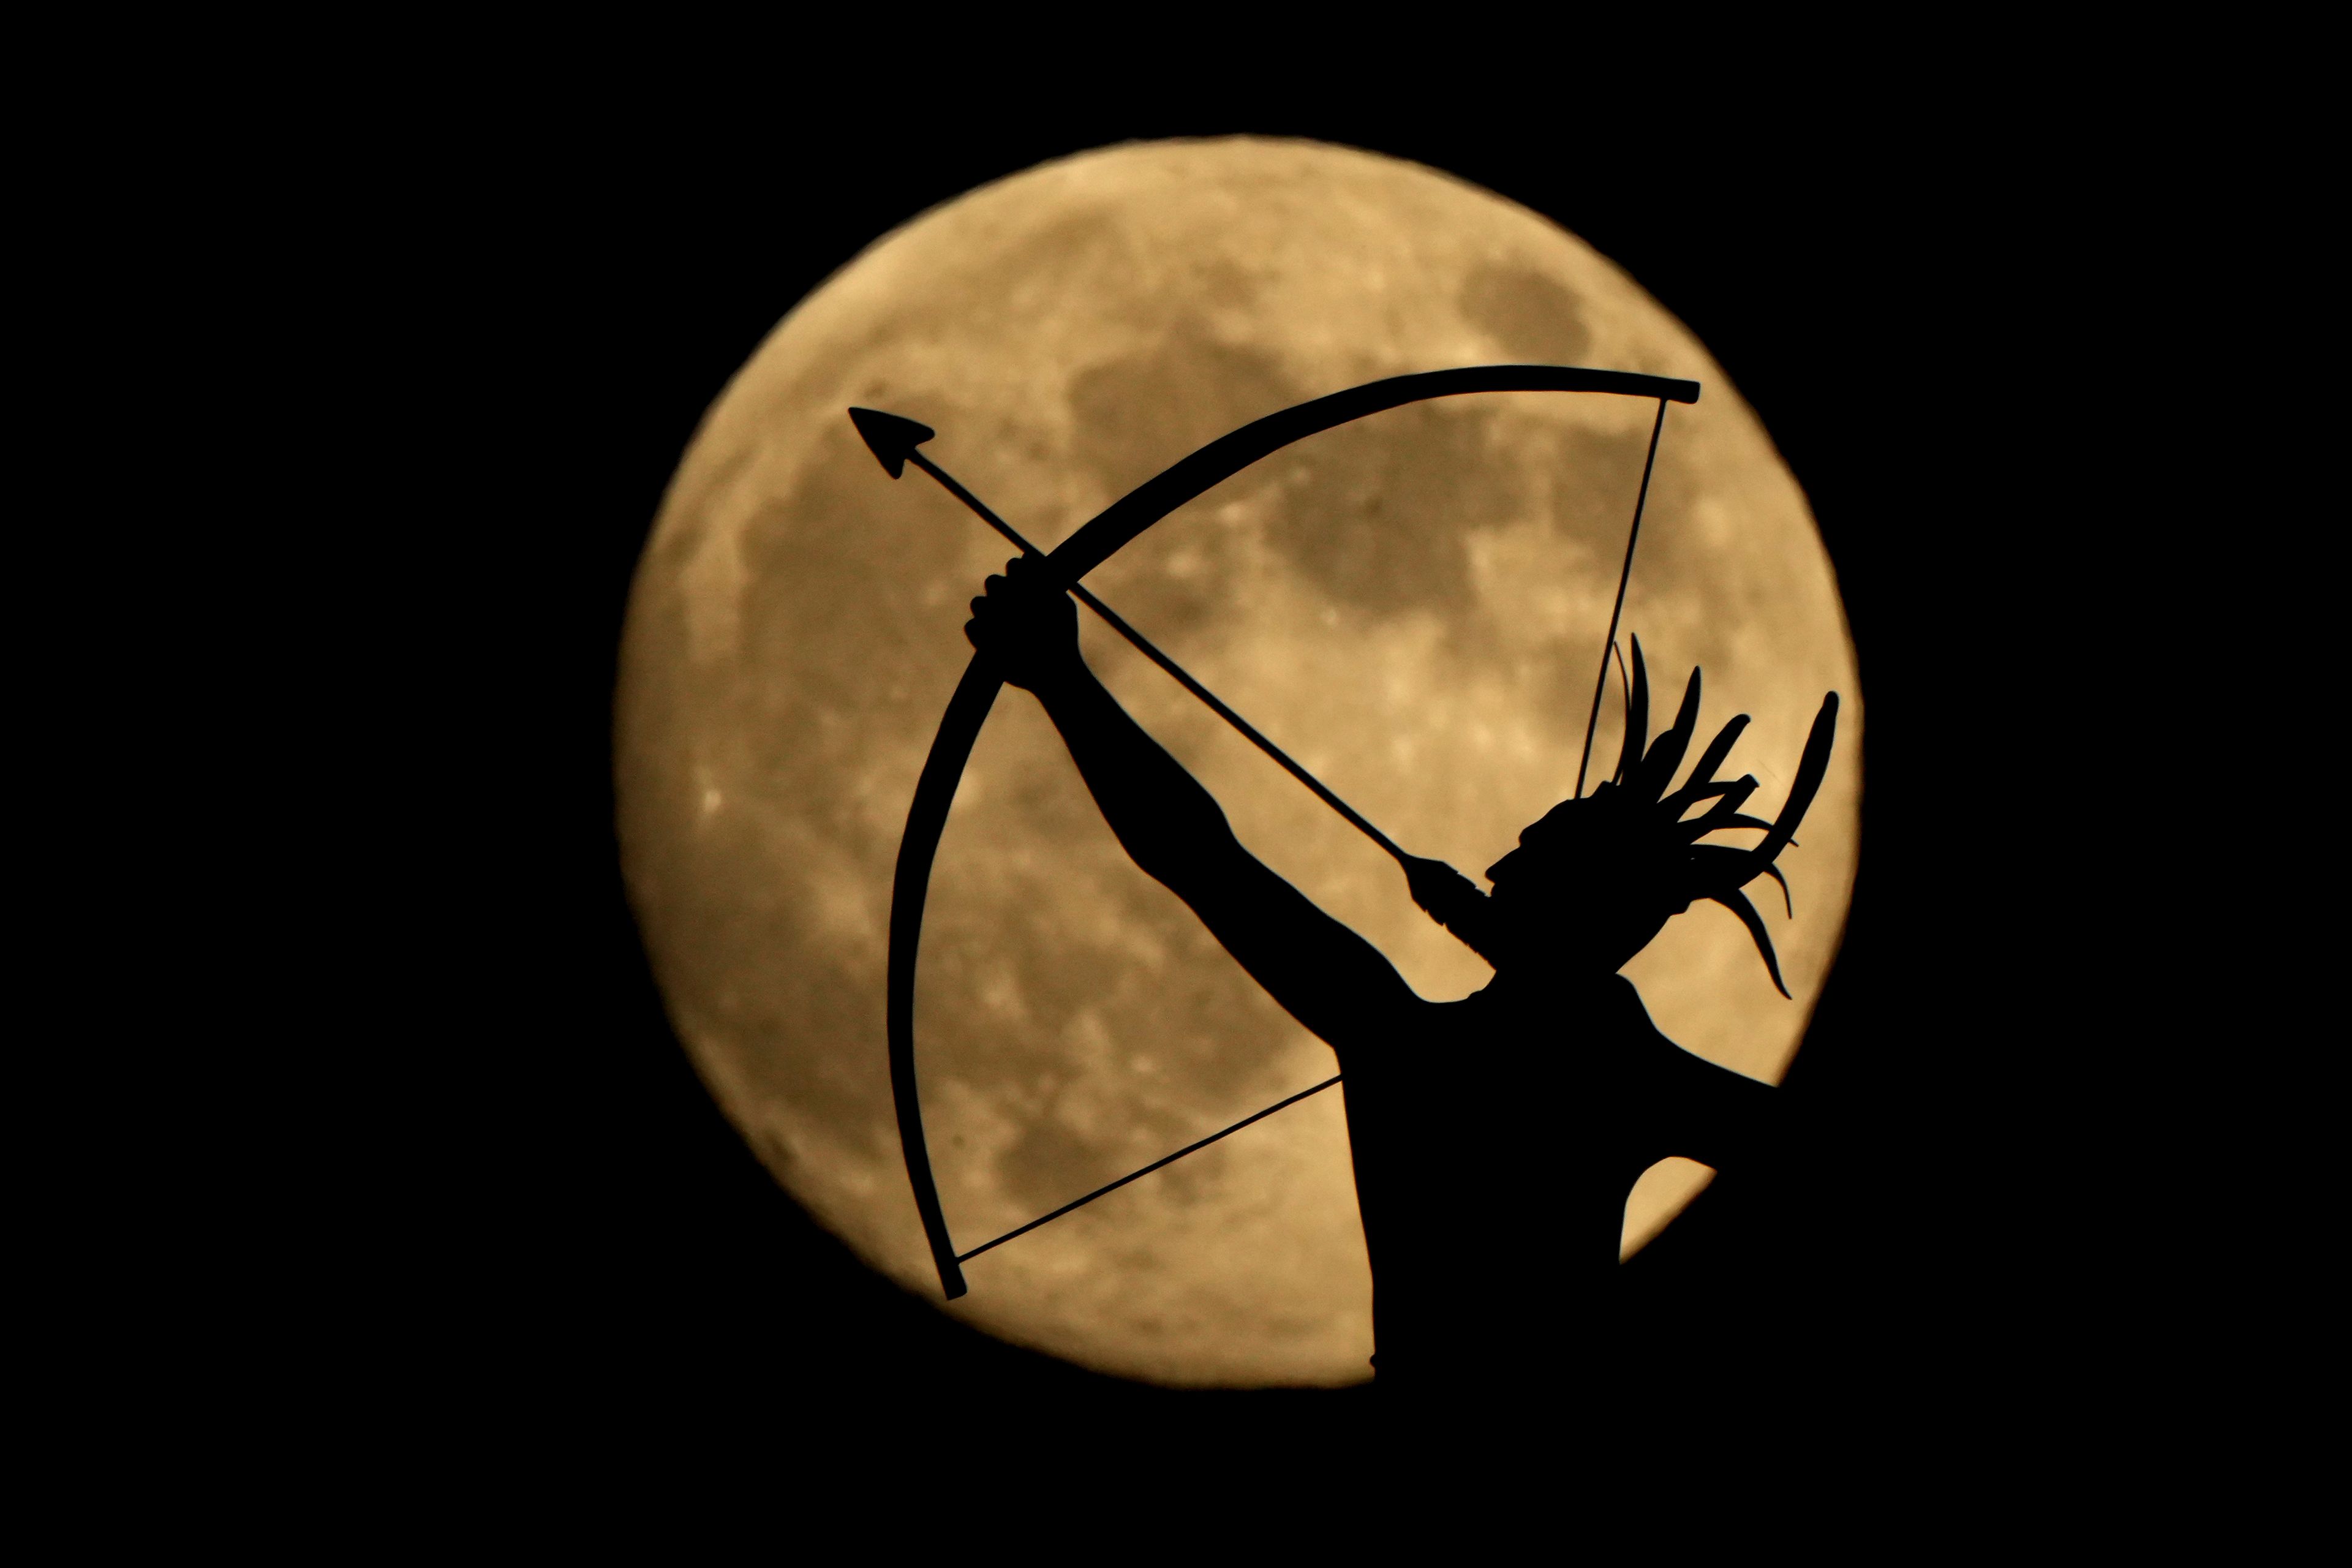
967, 554, 1428, 1054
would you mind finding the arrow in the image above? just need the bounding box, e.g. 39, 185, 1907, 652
848, 407, 932, 478
852, 406, 1441, 875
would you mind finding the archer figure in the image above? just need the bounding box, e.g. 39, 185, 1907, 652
965, 552, 1838, 1392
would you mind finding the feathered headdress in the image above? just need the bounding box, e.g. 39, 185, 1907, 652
1576, 635, 1840, 995
1453, 635, 1838, 997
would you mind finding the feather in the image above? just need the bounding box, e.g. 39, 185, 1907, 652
1705, 887, 1791, 998
1686, 841, 1790, 900
1680, 777, 1760, 837
1613, 636, 1651, 786
1637, 665, 1703, 802
1686, 843, 1757, 888
1684, 843, 1753, 898
1749, 692, 1839, 871
1667, 713, 1751, 812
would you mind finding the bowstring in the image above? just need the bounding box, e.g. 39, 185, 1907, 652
1575, 396, 1670, 797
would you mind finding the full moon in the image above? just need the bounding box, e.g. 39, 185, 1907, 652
616, 138, 1861, 1387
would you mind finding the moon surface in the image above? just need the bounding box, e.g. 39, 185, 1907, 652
616, 138, 1861, 1387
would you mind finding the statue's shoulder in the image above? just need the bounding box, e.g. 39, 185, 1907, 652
1600, 973, 1670, 1038
1603, 976, 1709, 1076
1452, 974, 1653, 1047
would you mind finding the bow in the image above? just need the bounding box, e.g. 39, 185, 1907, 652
867, 365, 1701, 1299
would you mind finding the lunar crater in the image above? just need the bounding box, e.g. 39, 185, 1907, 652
1460, 263, 1596, 365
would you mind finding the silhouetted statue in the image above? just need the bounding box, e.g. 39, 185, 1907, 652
967, 553, 1839, 1393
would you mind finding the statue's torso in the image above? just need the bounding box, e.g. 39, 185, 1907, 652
1335, 974, 1770, 1383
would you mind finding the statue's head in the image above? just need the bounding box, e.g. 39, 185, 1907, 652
1479, 638, 1839, 994
1482, 794, 1692, 975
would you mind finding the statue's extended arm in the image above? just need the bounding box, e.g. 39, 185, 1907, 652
969, 557, 1422, 1048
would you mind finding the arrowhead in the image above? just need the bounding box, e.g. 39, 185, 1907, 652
848, 407, 935, 479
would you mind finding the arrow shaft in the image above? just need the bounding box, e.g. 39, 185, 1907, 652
908, 450, 1409, 865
